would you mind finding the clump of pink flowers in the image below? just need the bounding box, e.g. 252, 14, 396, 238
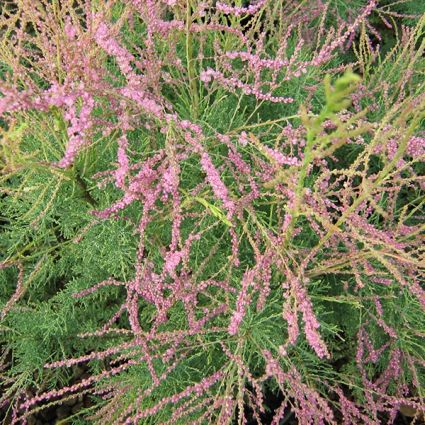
1, 0, 424, 424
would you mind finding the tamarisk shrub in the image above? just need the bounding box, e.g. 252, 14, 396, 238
1, 0, 424, 424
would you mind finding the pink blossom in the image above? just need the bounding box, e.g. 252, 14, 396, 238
200, 152, 235, 217
115, 135, 129, 189
263, 145, 301, 166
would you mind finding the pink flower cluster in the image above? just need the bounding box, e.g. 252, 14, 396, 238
2, 0, 424, 423
215, 0, 267, 17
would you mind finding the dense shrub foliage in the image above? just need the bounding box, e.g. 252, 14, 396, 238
0, 0, 424, 424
